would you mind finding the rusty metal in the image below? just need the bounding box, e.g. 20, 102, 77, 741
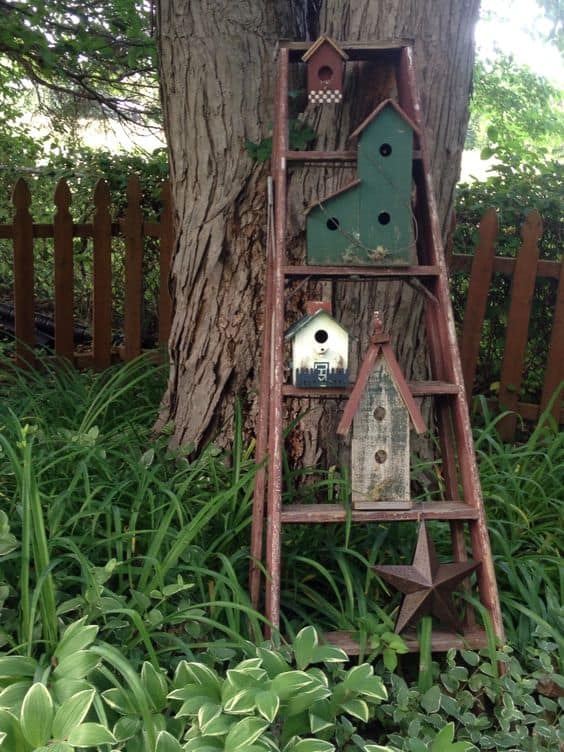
374, 522, 480, 634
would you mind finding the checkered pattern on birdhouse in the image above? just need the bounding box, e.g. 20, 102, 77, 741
308, 89, 343, 104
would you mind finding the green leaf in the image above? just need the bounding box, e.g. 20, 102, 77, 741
256, 689, 279, 722
53, 650, 99, 679
113, 715, 142, 742
20, 683, 53, 748
0, 709, 27, 751
343, 665, 387, 701
102, 687, 137, 714
54, 619, 98, 661
256, 648, 291, 678
155, 730, 184, 752
272, 671, 315, 701
339, 698, 370, 722
421, 685, 441, 714
0, 656, 37, 679
430, 722, 473, 752
291, 740, 335, 752
0, 681, 31, 713
223, 688, 257, 714
294, 627, 318, 670
67, 722, 117, 747
310, 645, 348, 664
383, 648, 398, 672
141, 662, 168, 712
224, 717, 268, 751
52, 689, 95, 740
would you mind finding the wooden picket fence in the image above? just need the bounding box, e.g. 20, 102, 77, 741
0, 176, 173, 370
448, 208, 564, 440
1, 179, 562, 441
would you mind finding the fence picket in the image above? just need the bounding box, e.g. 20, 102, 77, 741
123, 175, 143, 361
498, 210, 543, 440
54, 179, 74, 361
540, 256, 564, 421
92, 180, 112, 370
12, 178, 35, 367
459, 208, 498, 403
159, 180, 173, 346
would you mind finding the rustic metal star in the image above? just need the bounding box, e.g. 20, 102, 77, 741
374, 522, 480, 634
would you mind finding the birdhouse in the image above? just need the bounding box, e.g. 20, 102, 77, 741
285, 301, 349, 387
302, 36, 348, 104
337, 314, 425, 509
306, 99, 419, 265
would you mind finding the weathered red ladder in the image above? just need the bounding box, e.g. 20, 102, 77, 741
250, 40, 504, 653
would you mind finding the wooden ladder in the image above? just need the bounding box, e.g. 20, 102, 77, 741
249, 40, 505, 653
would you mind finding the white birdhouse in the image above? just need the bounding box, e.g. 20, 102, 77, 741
285, 301, 349, 388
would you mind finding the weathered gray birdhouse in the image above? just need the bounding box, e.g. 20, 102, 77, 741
337, 314, 425, 509
302, 36, 348, 105
285, 302, 349, 387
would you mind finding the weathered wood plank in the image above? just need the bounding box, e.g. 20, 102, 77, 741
123, 175, 143, 361
158, 180, 173, 346
280, 501, 479, 523
324, 626, 489, 654
540, 256, 564, 422
283, 264, 439, 278
498, 210, 542, 440
53, 179, 74, 361
460, 208, 498, 402
12, 179, 35, 366
92, 180, 112, 370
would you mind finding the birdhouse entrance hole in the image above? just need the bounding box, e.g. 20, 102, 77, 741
378, 212, 391, 225
326, 217, 340, 230
314, 329, 328, 343
318, 65, 333, 82
379, 143, 392, 156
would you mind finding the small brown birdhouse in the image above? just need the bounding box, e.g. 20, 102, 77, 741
337, 313, 426, 509
302, 36, 348, 105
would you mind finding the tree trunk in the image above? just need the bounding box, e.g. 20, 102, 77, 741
156, 0, 480, 456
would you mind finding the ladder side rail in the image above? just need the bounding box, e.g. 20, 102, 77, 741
264, 47, 290, 635
250, 178, 276, 609
399, 46, 504, 642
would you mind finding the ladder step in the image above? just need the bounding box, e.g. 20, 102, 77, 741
283, 265, 439, 278
324, 626, 489, 654
282, 381, 460, 398
286, 149, 422, 165
280, 501, 479, 523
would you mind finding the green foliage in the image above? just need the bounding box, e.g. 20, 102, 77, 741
0, 0, 157, 124
454, 56, 562, 404
377, 644, 564, 751
245, 119, 317, 162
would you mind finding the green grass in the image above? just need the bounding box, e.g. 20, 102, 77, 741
0, 356, 561, 673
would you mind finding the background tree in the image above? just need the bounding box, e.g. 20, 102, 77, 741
155, 0, 481, 457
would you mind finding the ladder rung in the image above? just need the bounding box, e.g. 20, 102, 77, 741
286, 149, 422, 164
280, 501, 479, 523
282, 381, 460, 399
283, 265, 439, 278
324, 626, 489, 655
286, 150, 357, 163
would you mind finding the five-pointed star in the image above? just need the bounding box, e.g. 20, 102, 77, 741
374, 521, 481, 634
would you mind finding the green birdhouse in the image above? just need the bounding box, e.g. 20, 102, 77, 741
306, 99, 419, 266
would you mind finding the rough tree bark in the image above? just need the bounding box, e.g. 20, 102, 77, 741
156, 0, 480, 456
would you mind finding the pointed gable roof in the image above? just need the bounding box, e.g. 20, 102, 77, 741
302, 35, 349, 62
349, 98, 421, 141
284, 307, 348, 341
336, 312, 425, 435
304, 178, 361, 216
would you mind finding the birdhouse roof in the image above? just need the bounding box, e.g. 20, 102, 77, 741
284, 308, 348, 341
349, 98, 421, 141
302, 35, 349, 62
337, 315, 426, 435
304, 178, 361, 216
